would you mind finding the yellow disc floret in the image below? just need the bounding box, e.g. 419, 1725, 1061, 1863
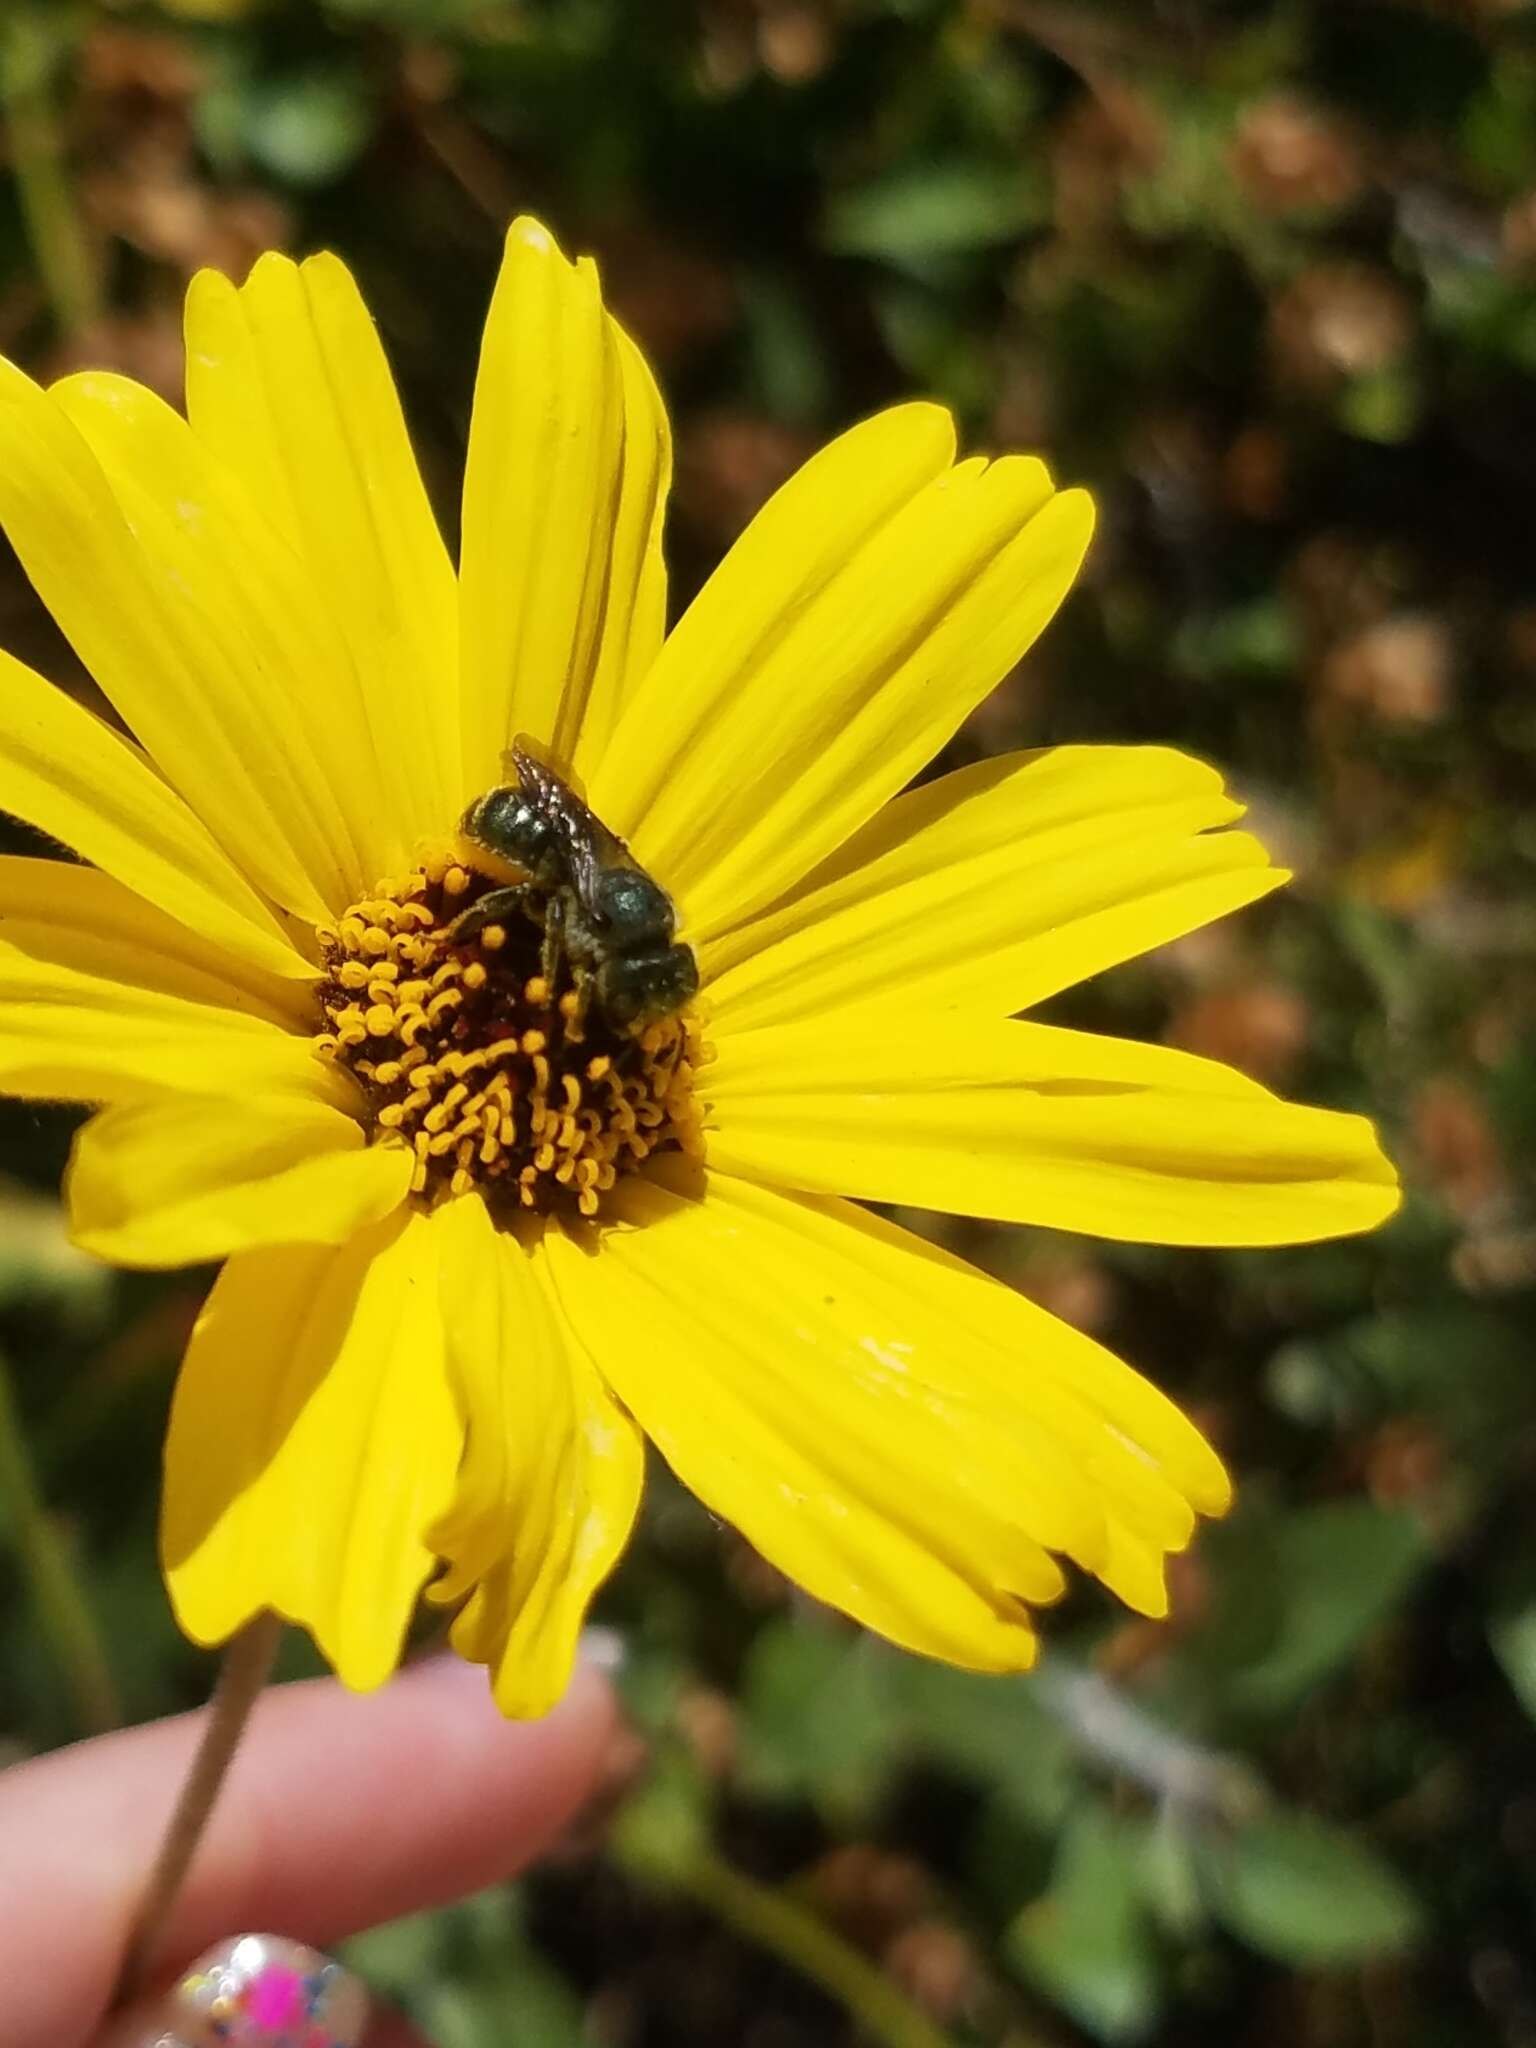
314, 857, 706, 1217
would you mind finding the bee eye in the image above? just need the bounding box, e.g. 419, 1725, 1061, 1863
601, 943, 699, 1028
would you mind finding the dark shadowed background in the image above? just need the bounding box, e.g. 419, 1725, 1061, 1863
1, 2, 1534, 2044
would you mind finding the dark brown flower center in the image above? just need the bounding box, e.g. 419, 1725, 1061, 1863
314, 858, 706, 1217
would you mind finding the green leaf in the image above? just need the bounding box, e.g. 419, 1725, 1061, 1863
342, 1907, 445, 1993
610, 1752, 711, 1882
740, 271, 833, 424
737, 1619, 901, 1821
241, 70, 377, 186
1138, 1814, 1207, 1938
1489, 1602, 1536, 1722
893, 1660, 1078, 1827
1209, 1813, 1421, 1966
1337, 364, 1421, 444
1007, 1807, 1163, 2043
823, 160, 1046, 265
872, 280, 999, 414
1200, 1500, 1428, 1718
1172, 599, 1299, 683
347, 1891, 586, 2048
0, 1182, 111, 1321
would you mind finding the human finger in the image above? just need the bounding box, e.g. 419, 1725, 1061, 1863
0, 1652, 617, 2048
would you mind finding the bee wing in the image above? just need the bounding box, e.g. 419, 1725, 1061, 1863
505, 731, 589, 803
566, 830, 611, 913
507, 738, 632, 918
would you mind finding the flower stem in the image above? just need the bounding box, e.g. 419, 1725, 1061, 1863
0, 8, 101, 338
0, 1345, 119, 1736
616, 1832, 960, 2048
112, 1611, 285, 2005
1030, 1652, 1264, 1822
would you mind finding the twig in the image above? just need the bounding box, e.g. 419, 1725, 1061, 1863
112, 1612, 285, 2005
0, 9, 102, 338
615, 1827, 973, 2048
0, 1345, 119, 1736
1031, 1653, 1263, 1822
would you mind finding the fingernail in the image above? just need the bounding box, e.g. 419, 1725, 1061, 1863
98, 1935, 369, 2048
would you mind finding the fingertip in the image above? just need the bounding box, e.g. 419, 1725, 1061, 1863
194, 1650, 623, 1953
381, 1647, 620, 1786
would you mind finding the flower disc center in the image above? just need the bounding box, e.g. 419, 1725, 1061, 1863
314, 859, 706, 1217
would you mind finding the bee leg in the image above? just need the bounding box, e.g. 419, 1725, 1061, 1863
447, 884, 538, 944
540, 889, 566, 989
568, 961, 596, 1029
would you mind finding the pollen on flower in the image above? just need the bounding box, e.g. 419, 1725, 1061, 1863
314, 860, 706, 1217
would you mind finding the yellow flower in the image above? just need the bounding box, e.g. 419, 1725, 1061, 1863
0, 218, 1397, 1715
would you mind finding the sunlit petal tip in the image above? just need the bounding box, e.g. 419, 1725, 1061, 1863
509, 213, 558, 254
325, 1628, 405, 1695
460, 211, 673, 788
4, 338, 403, 918
987, 1620, 1041, 1676
181, 266, 241, 371
1058, 478, 1097, 528
1193, 1450, 1235, 1521
0, 655, 311, 983
162, 1217, 460, 1693
543, 1170, 1225, 1671
245, 246, 300, 291
1287, 1104, 1402, 1233
598, 396, 1098, 926
0, 348, 37, 406
705, 747, 1290, 1026
1119, 1556, 1173, 1621
1030, 478, 1096, 567
63, 1096, 411, 1271
165, 1579, 258, 1657
186, 259, 234, 302
887, 393, 959, 443
425, 1203, 645, 1715
490, 1674, 556, 1720
296, 246, 356, 287
709, 1015, 1403, 1250
1346, 1127, 1404, 1220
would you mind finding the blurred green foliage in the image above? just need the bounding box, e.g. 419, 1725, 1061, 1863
3, 1, 1536, 2044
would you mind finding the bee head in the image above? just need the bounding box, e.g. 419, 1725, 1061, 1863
458, 785, 560, 885
598, 942, 700, 1030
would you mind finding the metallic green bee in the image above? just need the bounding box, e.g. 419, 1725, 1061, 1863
455, 744, 699, 1032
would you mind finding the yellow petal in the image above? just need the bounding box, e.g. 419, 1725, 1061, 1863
545, 1161, 1228, 1663
0, 354, 372, 918
50, 367, 396, 900
590, 409, 1093, 940
163, 1210, 461, 1690
0, 647, 309, 981
426, 1197, 644, 1718
706, 744, 1284, 1031
67, 1092, 406, 1268
184, 253, 459, 841
459, 217, 671, 794
0, 854, 314, 1024
0, 858, 345, 1106
706, 1016, 1400, 1246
